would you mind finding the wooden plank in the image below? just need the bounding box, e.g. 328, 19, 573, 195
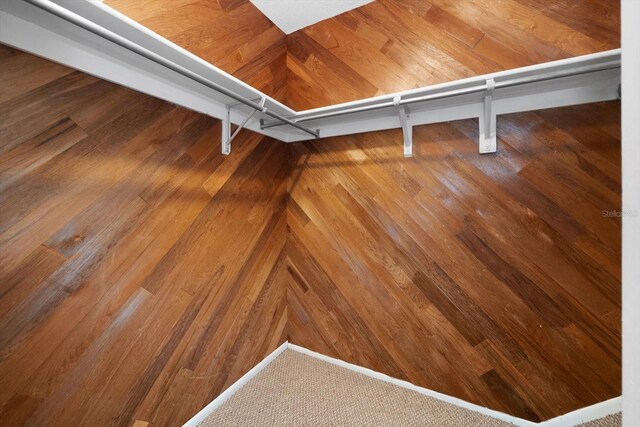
283, 0, 618, 109
0, 45, 289, 426
0, 0, 622, 422
288, 101, 621, 421
0, 117, 88, 192
0, 50, 73, 104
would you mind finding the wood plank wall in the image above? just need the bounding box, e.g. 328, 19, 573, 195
0, 44, 288, 426
283, 1, 621, 420
287, 103, 621, 421
105, 0, 288, 103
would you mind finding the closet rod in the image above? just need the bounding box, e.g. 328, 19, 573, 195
261, 60, 620, 129
25, 0, 319, 139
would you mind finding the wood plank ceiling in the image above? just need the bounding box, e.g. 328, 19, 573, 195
286, 0, 620, 109
105, 0, 620, 109
106, 0, 288, 101
1, 0, 621, 425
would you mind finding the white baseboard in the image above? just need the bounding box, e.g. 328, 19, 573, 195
287, 344, 536, 426
288, 344, 621, 427
182, 341, 289, 427
541, 398, 621, 427
183, 342, 621, 427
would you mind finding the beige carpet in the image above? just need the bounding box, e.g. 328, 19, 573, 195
578, 413, 622, 427
198, 349, 620, 427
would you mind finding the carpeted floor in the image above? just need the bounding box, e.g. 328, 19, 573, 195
198, 349, 620, 427
579, 413, 622, 427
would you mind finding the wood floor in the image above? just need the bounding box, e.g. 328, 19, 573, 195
0, 44, 288, 426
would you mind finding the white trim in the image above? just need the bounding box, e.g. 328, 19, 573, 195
78, 0, 294, 114
184, 342, 620, 427
285, 59, 620, 143
543, 398, 621, 427
182, 342, 289, 427
287, 344, 621, 427
293, 49, 619, 117
287, 344, 536, 427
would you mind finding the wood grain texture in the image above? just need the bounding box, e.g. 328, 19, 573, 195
0, 0, 622, 424
286, 101, 621, 421
104, 0, 287, 102
103, 0, 619, 110
0, 44, 288, 427
286, 0, 620, 109
282, 6, 621, 417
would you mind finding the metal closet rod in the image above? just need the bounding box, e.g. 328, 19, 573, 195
261, 59, 621, 129
25, 0, 319, 138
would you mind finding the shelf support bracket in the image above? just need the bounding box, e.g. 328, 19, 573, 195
395, 96, 412, 157
480, 78, 497, 154
222, 97, 266, 155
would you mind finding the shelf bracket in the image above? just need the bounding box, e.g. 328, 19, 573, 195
479, 78, 497, 154
222, 96, 266, 155
395, 96, 412, 157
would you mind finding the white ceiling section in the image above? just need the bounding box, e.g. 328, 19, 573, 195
249, 0, 374, 34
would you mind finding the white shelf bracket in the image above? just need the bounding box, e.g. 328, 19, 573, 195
221, 106, 231, 155
395, 96, 412, 157
480, 78, 497, 154
222, 97, 266, 155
